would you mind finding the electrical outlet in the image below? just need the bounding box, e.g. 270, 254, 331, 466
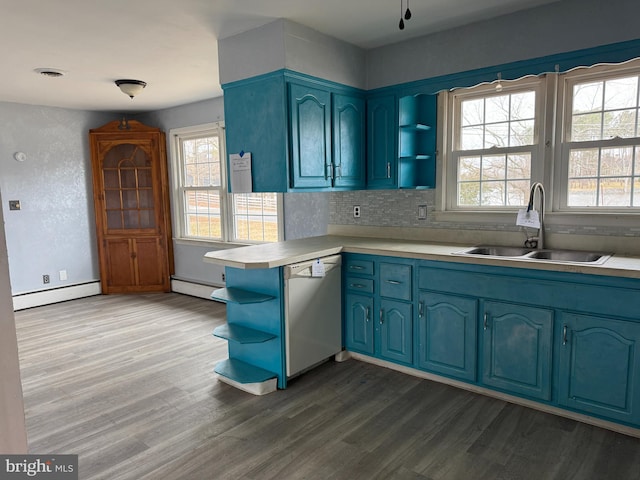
42, 274, 50, 284
222, 272, 226, 282
418, 205, 428, 220
353, 205, 361, 218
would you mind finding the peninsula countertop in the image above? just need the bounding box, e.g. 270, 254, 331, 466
203, 234, 640, 279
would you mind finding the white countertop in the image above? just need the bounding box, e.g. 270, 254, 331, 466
203, 235, 640, 279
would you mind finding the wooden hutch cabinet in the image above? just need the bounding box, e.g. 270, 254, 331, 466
89, 120, 174, 294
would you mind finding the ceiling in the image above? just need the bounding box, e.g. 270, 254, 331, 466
0, 0, 559, 113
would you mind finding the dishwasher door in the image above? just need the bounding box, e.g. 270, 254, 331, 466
283, 254, 342, 377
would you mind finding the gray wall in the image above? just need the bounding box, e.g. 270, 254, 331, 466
367, 0, 640, 89
218, 18, 366, 88
0, 102, 114, 294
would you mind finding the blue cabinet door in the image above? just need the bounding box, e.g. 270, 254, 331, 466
289, 83, 332, 189
367, 95, 397, 189
482, 301, 553, 401
333, 93, 365, 189
417, 291, 477, 382
379, 298, 412, 364
558, 312, 640, 425
345, 293, 374, 355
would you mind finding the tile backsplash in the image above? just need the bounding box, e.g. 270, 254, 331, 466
329, 190, 640, 238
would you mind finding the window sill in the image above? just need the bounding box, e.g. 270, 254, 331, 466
433, 210, 640, 229
174, 238, 251, 249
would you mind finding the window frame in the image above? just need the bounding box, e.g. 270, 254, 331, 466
443, 76, 547, 213
169, 122, 283, 246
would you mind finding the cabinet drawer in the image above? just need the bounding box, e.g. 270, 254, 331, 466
345, 276, 374, 294
345, 259, 374, 276
380, 262, 412, 301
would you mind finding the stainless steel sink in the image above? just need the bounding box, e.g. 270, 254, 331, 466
527, 250, 611, 264
460, 246, 534, 257
454, 245, 612, 264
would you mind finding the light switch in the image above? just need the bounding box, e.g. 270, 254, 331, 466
9, 200, 20, 211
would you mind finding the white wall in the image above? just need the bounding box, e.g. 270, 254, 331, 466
0, 189, 28, 453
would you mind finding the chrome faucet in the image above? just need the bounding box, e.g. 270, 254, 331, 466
524, 182, 545, 249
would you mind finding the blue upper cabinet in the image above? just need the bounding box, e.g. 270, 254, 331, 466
333, 93, 366, 189
223, 70, 365, 192
223, 72, 290, 192
289, 83, 332, 189
367, 94, 398, 189
398, 93, 437, 189
289, 83, 366, 190
367, 92, 438, 189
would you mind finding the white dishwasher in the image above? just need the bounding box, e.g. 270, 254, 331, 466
283, 254, 342, 377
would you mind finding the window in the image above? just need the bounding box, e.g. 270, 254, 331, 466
442, 59, 640, 217
446, 78, 543, 210
171, 123, 282, 243
232, 193, 280, 242
561, 68, 640, 208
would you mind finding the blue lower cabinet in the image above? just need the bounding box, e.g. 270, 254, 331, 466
345, 293, 374, 355
379, 298, 412, 364
481, 301, 553, 401
417, 291, 477, 382
558, 312, 640, 425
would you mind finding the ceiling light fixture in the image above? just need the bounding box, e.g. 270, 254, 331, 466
115, 79, 147, 99
34, 68, 66, 78
399, 0, 412, 30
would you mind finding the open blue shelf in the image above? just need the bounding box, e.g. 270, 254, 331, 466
211, 287, 275, 304
213, 324, 276, 344
214, 358, 277, 384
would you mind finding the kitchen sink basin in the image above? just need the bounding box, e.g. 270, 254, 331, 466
454, 246, 612, 264
460, 246, 534, 257
527, 250, 611, 264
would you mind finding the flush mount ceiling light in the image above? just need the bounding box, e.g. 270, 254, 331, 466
115, 79, 147, 99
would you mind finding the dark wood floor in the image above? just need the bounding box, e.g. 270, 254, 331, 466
14, 293, 640, 480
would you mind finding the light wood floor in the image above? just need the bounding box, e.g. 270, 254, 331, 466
14, 293, 640, 480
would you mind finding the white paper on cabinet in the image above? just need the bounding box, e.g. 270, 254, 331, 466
229, 153, 253, 193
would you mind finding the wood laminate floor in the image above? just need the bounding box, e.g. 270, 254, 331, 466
14, 293, 640, 480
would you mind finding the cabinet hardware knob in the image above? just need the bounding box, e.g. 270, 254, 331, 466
366, 307, 370, 322
387, 162, 391, 178
562, 325, 568, 345
379, 309, 384, 325
386, 279, 402, 285
483, 312, 489, 330
418, 301, 424, 318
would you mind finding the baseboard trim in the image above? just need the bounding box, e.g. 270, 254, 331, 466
171, 279, 222, 301
12, 282, 102, 311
